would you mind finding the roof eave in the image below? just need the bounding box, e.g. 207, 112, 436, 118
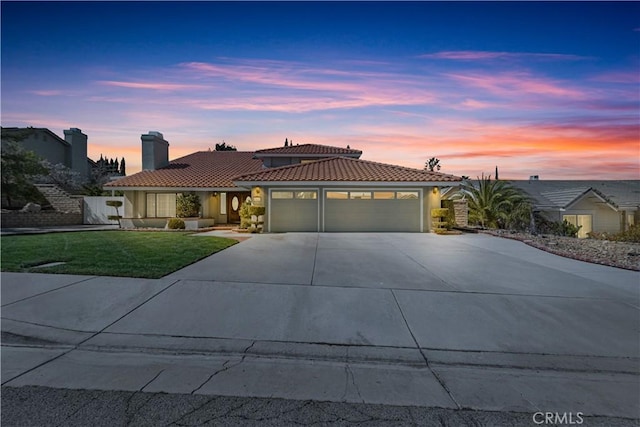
104, 186, 249, 192
233, 180, 460, 187
565, 189, 619, 212
253, 153, 362, 158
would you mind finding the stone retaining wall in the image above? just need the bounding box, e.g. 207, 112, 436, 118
1, 211, 84, 228
453, 200, 468, 227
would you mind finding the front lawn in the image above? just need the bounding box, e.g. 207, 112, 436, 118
0, 231, 237, 278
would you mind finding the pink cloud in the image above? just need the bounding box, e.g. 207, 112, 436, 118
456, 98, 498, 110
98, 80, 207, 91
29, 90, 64, 96
589, 71, 640, 84
419, 50, 590, 61
180, 61, 437, 103
446, 71, 585, 99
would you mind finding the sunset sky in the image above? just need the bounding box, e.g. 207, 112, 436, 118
2, 2, 638, 179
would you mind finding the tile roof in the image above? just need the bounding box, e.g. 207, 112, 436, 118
105, 151, 264, 189
254, 143, 362, 156
540, 187, 592, 208
233, 156, 462, 183
509, 180, 640, 209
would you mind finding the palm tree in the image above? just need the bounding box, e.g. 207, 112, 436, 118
456, 174, 531, 229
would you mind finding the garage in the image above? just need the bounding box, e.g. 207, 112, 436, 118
234, 156, 460, 233
324, 189, 421, 232
269, 190, 319, 232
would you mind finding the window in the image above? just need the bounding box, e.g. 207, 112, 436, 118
146, 194, 156, 218
220, 193, 227, 215
350, 191, 371, 200
295, 191, 317, 199
397, 191, 419, 199
562, 214, 592, 239
374, 192, 395, 200
327, 191, 348, 199
146, 193, 177, 218
272, 191, 294, 199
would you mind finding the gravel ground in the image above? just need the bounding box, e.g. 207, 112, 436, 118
484, 231, 640, 271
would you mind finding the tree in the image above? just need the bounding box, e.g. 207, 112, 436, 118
215, 141, 237, 151
424, 157, 441, 172
1, 140, 48, 207
119, 157, 126, 175
106, 200, 123, 228
37, 160, 86, 191
176, 193, 201, 218
455, 174, 531, 230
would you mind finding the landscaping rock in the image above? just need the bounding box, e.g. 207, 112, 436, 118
483, 231, 640, 271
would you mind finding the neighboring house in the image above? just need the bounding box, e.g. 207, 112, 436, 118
509, 179, 640, 238
105, 131, 462, 232
0, 127, 124, 180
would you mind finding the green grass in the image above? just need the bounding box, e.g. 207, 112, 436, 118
1, 231, 237, 278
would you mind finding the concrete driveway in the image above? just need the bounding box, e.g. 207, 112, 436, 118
2, 233, 639, 419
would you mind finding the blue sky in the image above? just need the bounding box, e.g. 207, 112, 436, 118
2, 1, 638, 178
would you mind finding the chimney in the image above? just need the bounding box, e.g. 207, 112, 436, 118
141, 131, 169, 171
64, 128, 88, 178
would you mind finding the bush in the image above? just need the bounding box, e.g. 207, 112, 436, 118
440, 200, 457, 229
239, 203, 266, 230
239, 201, 251, 229
248, 206, 266, 217
611, 224, 640, 243
167, 218, 185, 229
551, 219, 581, 237
431, 208, 451, 231
176, 193, 201, 218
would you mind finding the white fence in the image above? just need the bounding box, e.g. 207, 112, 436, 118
84, 196, 125, 225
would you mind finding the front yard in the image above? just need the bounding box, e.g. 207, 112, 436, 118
0, 231, 237, 278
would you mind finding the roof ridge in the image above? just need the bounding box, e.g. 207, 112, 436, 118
255, 143, 362, 153
233, 155, 462, 181
333, 156, 460, 178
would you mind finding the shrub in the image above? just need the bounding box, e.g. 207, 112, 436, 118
431, 208, 450, 231
106, 200, 123, 228
167, 218, 185, 229
611, 224, 640, 243
239, 203, 266, 230
248, 206, 266, 217
440, 200, 457, 229
239, 201, 251, 229
551, 219, 581, 237
176, 193, 201, 218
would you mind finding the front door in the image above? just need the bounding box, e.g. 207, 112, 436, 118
227, 192, 250, 223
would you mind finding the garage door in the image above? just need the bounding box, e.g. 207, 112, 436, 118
270, 190, 319, 232
324, 190, 421, 232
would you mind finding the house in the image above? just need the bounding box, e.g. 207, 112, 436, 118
105, 131, 462, 232
0, 127, 124, 180
509, 179, 640, 238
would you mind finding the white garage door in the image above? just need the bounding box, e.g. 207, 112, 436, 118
270, 190, 319, 232
324, 190, 421, 232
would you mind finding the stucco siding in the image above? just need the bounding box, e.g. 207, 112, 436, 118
568, 197, 620, 234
